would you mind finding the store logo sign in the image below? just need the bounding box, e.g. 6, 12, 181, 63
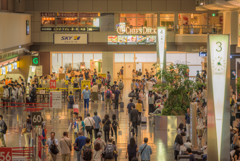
117, 27, 157, 35
54, 34, 88, 44
32, 56, 39, 66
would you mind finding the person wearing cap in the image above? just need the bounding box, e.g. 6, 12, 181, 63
81, 85, 91, 110
92, 111, 102, 139
232, 128, 240, 150
74, 131, 86, 161
94, 131, 106, 150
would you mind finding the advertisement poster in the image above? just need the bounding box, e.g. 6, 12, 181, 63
54, 34, 88, 44
118, 35, 127, 45
81, 80, 91, 90
93, 18, 100, 27
137, 35, 147, 45
108, 35, 118, 45
127, 35, 137, 45
49, 91, 62, 108
8, 64, 12, 72
231, 70, 236, 80
2, 67, 6, 75
98, 73, 107, 78
146, 35, 156, 45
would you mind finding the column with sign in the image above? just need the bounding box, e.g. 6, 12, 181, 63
207, 34, 230, 161
32, 112, 42, 126
157, 27, 167, 83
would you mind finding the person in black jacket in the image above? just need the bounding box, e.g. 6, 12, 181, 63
174, 132, 186, 161
130, 106, 139, 136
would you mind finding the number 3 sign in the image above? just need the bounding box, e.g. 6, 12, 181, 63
0, 148, 12, 161
50, 80, 56, 89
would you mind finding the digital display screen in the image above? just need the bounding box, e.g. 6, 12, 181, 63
137, 35, 147, 45
26, 20, 30, 35
199, 52, 207, 57
108, 35, 117, 45
127, 35, 137, 45
231, 70, 236, 80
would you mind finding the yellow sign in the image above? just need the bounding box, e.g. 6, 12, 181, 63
5, 66, 8, 74
81, 80, 91, 90
98, 73, 106, 78
68, 84, 74, 95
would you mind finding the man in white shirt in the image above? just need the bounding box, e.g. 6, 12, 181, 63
84, 113, 95, 142
17, 84, 23, 103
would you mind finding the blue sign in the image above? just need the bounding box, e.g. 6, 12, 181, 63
199, 52, 207, 57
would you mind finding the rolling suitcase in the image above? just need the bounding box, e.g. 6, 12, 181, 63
141, 116, 147, 124
120, 102, 124, 109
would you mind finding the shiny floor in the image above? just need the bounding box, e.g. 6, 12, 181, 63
0, 80, 176, 161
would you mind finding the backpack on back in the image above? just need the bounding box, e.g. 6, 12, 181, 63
112, 120, 117, 128
69, 95, 74, 104
105, 144, 114, 159
2, 121, 7, 134
31, 88, 36, 97
106, 90, 111, 98
118, 82, 124, 90
83, 145, 92, 160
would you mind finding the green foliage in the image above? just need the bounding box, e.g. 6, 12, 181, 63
155, 63, 205, 116
236, 77, 240, 94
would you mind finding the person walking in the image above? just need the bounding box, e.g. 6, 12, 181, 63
93, 112, 102, 139
185, 108, 190, 139
111, 114, 119, 140
126, 137, 138, 161
84, 113, 95, 142
118, 79, 124, 95
130, 106, 139, 136
120, 66, 124, 80
173, 132, 186, 161
126, 99, 135, 122
94, 132, 106, 150
138, 138, 152, 161
22, 119, 32, 147
82, 85, 91, 110
107, 71, 111, 86
59, 132, 72, 161
42, 125, 47, 146
67, 91, 75, 120
0, 115, 6, 147
105, 86, 112, 110
100, 83, 105, 102
75, 132, 86, 161
47, 132, 58, 161
82, 138, 93, 161
102, 114, 114, 142
104, 138, 117, 161
148, 93, 154, 115
114, 87, 122, 109
92, 142, 102, 161
135, 99, 142, 117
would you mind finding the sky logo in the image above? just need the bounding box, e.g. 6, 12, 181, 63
61, 35, 80, 40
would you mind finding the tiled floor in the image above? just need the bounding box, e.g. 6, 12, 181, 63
0, 80, 176, 161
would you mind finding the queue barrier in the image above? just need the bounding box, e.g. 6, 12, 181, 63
12, 147, 34, 158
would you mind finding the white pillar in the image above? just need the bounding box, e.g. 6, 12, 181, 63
223, 11, 238, 45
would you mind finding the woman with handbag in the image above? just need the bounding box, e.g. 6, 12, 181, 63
173, 132, 186, 161
21, 119, 32, 147
102, 114, 114, 143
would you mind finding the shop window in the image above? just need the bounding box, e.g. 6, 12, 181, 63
160, 14, 174, 31
63, 53, 72, 72
57, 17, 78, 26
186, 53, 202, 65
125, 53, 134, 62
52, 53, 62, 73
166, 53, 186, 64
115, 54, 124, 62
84, 53, 93, 69
41, 18, 55, 26
119, 13, 157, 29
73, 54, 83, 70
136, 53, 157, 62
94, 53, 102, 60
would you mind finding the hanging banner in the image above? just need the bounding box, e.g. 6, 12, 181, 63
207, 34, 230, 161
157, 27, 167, 82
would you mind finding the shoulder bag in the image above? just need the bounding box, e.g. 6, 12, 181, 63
140, 144, 148, 155
22, 123, 27, 134
63, 138, 72, 151
87, 118, 94, 130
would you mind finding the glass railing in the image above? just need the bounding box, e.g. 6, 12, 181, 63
176, 25, 223, 34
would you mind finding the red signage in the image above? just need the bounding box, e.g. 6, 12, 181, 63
79, 13, 98, 17
50, 92, 52, 108
38, 136, 42, 159
0, 148, 12, 161
57, 12, 78, 17
40, 12, 56, 17
50, 80, 56, 89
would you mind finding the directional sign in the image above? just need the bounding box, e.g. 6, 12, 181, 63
31, 112, 42, 126
0, 147, 12, 161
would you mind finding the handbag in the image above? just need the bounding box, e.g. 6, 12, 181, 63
74, 138, 80, 151
87, 118, 94, 130
173, 142, 180, 151
128, 91, 136, 97
22, 123, 27, 134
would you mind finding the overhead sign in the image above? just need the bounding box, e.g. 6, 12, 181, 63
199, 52, 207, 57
31, 112, 42, 126
157, 27, 167, 82
49, 91, 62, 108
0, 147, 12, 161
50, 80, 56, 89
108, 35, 156, 45
81, 80, 91, 90
54, 34, 88, 44
207, 34, 230, 161
32, 56, 39, 66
